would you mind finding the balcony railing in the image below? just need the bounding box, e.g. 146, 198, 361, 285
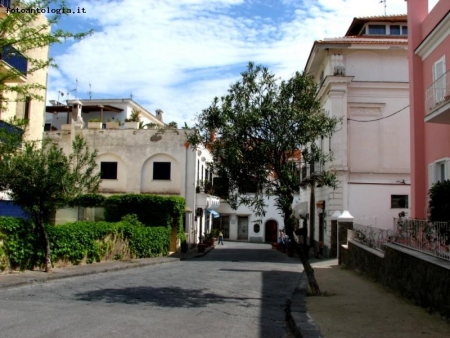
0, 45, 28, 76
393, 218, 450, 261
425, 69, 450, 115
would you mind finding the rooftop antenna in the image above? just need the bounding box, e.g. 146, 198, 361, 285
57, 90, 64, 105
70, 78, 78, 99
380, 0, 387, 16
88, 83, 92, 100
130, 92, 133, 100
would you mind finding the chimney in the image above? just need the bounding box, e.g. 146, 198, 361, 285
71, 100, 83, 123
155, 109, 164, 122
209, 129, 216, 142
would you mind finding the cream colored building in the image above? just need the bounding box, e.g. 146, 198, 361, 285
299, 15, 411, 256
0, 4, 49, 143
44, 100, 220, 249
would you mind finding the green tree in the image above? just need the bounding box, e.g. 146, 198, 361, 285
0, 134, 101, 271
0, 0, 93, 108
429, 180, 450, 222
187, 63, 340, 294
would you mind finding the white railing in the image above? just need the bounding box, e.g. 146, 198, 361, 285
393, 218, 450, 261
425, 69, 450, 115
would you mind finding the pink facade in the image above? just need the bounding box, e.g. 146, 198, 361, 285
407, 0, 450, 218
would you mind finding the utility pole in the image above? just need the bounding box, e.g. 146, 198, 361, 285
380, 0, 387, 16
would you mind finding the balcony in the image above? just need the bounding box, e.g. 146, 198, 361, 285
0, 45, 28, 83
425, 69, 450, 124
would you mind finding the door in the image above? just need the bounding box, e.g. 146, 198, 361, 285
265, 220, 278, 243
213, 216, 230, 239
237, 216, 248, 240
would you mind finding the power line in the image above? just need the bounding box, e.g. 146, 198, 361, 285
347, 105, 409, 123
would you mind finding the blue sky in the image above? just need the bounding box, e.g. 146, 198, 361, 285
46, 0, 438, 126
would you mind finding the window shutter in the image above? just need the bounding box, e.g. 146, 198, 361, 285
433, 57, 446, 103
446, 159, 450, 181
428, 163, 434, 188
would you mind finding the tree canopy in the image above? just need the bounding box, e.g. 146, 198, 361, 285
0, 134, 101, 271
187, 62, 341, 294
0, 0, 93, 108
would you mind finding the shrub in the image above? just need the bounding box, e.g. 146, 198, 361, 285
68, 193, 105, 208
0, 217, 171, 270
104, 193, 185, 228
429, 180, 450, 222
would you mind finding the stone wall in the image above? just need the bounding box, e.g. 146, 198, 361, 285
341, 240, 450, 318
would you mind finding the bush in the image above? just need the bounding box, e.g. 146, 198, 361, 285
68, 193, 105, 208
429, 180, 450, 222
0, 217, 171, 270
103, 194, 185, 227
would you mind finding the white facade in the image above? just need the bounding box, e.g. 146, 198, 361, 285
215, 195, 300, 243
45, 98, 165, 131
300, 15, 411, 256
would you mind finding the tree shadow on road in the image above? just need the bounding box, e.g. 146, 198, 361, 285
74, 286, 260, 308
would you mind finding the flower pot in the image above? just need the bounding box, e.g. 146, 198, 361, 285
271, 242, 278, 250
106, 121, 120, 129
124, 121, 139, 129
88, 122, 103, 129
197, 243, 207, 252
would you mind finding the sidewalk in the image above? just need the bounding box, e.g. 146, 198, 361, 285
288, 259, 450, 338
0, 245, 214, 290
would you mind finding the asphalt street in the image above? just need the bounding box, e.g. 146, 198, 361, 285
0, 241, 303, 338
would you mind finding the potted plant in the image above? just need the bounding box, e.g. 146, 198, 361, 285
204, 232, 213, 246
210, 228, 219, 243
88, 118, 103, 129
106, 118, 121, 129
124, 109, 141, 129
197, 236, 207, 252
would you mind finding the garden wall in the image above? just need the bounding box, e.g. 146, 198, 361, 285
341, 240, 450, 318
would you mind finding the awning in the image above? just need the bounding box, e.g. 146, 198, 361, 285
206, 209, 220, 218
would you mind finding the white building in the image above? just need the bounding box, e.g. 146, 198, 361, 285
300, 15, 411, 256
44, 99, 220, 250
45, 98, 165, 131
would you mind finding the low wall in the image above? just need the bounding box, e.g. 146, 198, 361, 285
341, 240, 450, 318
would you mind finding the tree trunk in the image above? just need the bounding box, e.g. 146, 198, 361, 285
282, 194, 321, 295
36, 220, 52, 272
309, 184, 315, 256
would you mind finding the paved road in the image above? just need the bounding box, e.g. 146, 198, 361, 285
0, 242, 303, 338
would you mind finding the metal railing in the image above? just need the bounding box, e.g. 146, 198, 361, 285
425, 69, 450, 115
392, 218, 450, 261
350, 224, 393, 252
0, 45, 28, 76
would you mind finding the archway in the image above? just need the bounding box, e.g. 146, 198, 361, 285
265, 220, 278, 243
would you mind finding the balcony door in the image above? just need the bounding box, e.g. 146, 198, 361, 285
433, 56, 446, 104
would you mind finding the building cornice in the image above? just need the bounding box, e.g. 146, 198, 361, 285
415, 11, 450, 60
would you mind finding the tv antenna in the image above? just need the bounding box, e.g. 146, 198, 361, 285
88, 83, 93, 99
380, 0, 387, 16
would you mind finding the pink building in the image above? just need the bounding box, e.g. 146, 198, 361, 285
407, 0, 450, 218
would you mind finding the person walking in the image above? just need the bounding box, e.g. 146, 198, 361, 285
218, 229, 224, 245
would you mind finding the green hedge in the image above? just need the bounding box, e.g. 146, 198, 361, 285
104, 194, 185, 226
429, 180, 450, 222
68, 193, 106, 208
0, 216, 171, 271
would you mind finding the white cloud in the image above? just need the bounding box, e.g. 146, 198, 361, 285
48, 0, 411, 125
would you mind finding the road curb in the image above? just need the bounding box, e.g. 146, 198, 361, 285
0, 245, 216, 290
287, 273, 323, 338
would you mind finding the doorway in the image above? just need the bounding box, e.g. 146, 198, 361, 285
265, 220, 278, 243
237, 216, 248, 240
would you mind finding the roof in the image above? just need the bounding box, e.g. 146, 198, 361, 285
45, 104, 123, 113
315, 36, 408, 46
345, 14, 407, 36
